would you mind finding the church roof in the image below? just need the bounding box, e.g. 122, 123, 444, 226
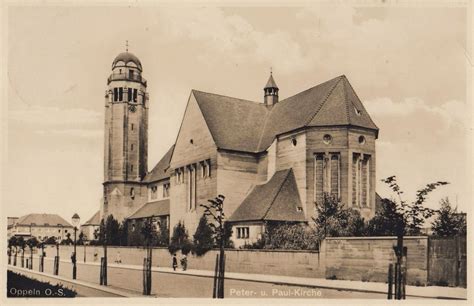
112, 52, 143, 71
83, 211, 100, 226
127, 199, 170, 220
147, 75, 378, 180
191, 75, 378, 154
16, 213, 73, 227
228, 169, 306, 223
143, 145, 175, 183
264, 74, 278, 89
193, 90, 268, 153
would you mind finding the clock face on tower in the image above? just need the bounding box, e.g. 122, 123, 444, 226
129, 105, 137, 113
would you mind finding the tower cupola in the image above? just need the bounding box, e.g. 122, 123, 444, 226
264, 72, 279, 106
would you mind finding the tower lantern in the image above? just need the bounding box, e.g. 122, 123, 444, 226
264, 70, 279, 106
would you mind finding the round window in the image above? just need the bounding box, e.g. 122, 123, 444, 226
291, 138, 297, 146
358, 135, 366, 144
323, 134, 332, 145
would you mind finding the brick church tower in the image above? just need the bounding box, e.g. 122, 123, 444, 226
101, 49, 149, 222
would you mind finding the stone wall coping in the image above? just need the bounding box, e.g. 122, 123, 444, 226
61, 245, 320, 254
325, 236, 428, 240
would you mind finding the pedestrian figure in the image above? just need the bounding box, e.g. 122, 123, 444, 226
115, 251, 121, 264
71, 251, 76, 264
180, 254, 187, 271
172, 254, 178, 271
93, 249, 98, 262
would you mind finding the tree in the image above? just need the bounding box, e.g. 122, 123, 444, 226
192, 215, 215, 256
431, 198, 467, 237
119, 220, 128, 246
156, 221, 170, 247
168, 221, 192, 255
96, 215, 121, 245
77, 232, 85, 245
382, 176, 449, 235
141, 218, 158, 247
313, 193, 367, 239
44, 236, 57, 245
61, 233, 73, 245
366, 198, 404, 236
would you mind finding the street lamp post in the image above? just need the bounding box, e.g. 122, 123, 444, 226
71, 213, 80, 280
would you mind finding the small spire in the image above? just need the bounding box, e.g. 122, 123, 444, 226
270, 66, 272, 75
125, 40, 129, 52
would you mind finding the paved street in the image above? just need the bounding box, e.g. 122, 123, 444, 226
34, 257, 387, 298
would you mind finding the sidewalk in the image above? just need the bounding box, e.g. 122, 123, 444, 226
31, 255, 467, 300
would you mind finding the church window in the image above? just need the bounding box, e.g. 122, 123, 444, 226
352, 153, 370, 207
131, 165, 134, 172
133, 89, 137, 102
119, 88, 123, 101
323, 134, 332, 145
150, 185, 158, 200
113, 88, 118, 102
128, 88, 132, 102
200, 159, 211, 178
130, 187, 135, 199
131, 124, 134, 131
129, 70, 134, 79
314, 153, 340, 204
187, 164, 197, 210
291, 138, 297, 146
175, 168, 184, 184
131, 144, 134, 151
358, 135, 366, 145
163, 183, 170, 198
296, 207, 303, 212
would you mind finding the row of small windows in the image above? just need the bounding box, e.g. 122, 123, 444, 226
175, 160, 211, 211
113, 87, 138, 102
150, 183, 170, 200
236, 227, 250, 239
175, 159, 211, 185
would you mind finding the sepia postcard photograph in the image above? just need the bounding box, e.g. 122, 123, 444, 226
1, 0, 472, 304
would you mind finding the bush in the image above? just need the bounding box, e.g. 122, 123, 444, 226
168, 221, 192, 255
262, 222, 319, 250
192, 215, 214, 256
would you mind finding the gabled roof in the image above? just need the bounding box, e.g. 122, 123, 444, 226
16, 214, 73, 227
187, 75, 378, 154
143, 145, 175, 183
147, 75, 378, 173
228, 169, 306, 223
127, 199, 170, 220
83, 211, 100, 226
193, 90, 268, 153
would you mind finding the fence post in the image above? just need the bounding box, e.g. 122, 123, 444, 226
213, 254, 219, 298
142, 257, 147, 295
387, 264, 393, 299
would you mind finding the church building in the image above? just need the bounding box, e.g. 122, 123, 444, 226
94, 50, 379, 248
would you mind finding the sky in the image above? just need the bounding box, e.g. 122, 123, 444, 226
2, 2, 471, 225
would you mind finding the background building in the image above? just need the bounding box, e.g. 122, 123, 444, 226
9, 213, 73, 241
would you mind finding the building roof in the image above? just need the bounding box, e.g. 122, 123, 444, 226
191, 75, 378, 154
193, 90, 269, 153
143, 145, 175, 183
16, 214, 73, 227
127, 199, 170, 220
264, 74, 278, 89
146, 75, 378, 180
83, 211, 101, 226
112, 51, 143, 71
228, 169, 306, 223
